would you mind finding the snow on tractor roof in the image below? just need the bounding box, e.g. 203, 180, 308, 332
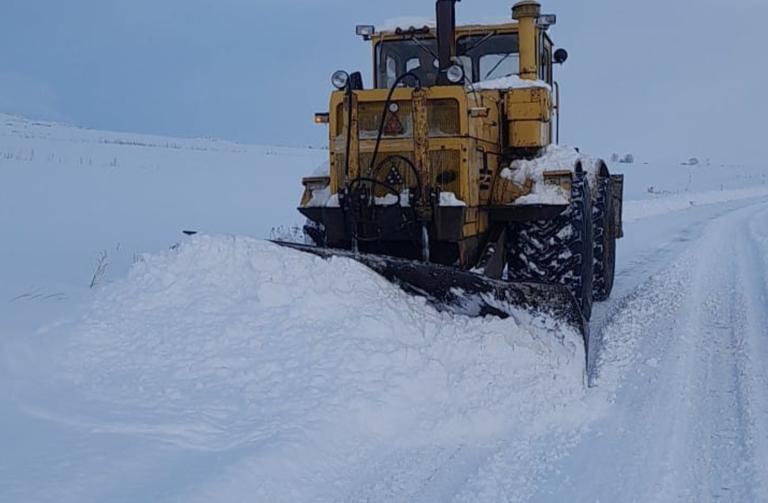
474, 75, 551, 91
379, 15, 515, 33
381, 17, 435, 32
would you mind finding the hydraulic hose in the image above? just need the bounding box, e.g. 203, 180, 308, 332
368, 72, 420, 175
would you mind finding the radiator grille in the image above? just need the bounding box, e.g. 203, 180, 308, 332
430, 149, 461, 194
335, 99, 460, 138
428, 99, 460, 136
333, 149, 461, 195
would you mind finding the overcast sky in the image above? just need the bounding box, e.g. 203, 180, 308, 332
1, 0, 765, 163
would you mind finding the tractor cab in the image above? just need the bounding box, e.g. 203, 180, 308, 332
365, 21, 556, 89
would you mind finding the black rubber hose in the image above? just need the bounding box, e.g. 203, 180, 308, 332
348, 176, 414, 243
343, 85, 354, 181
369, 72, 420, 175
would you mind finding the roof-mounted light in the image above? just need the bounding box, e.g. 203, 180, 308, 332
537, 14, 557, 30
355, 25, 376, 40
393, 26, 431, 36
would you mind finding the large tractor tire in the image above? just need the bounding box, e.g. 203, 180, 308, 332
592, 176, 617, 301
507, 171, 594, 321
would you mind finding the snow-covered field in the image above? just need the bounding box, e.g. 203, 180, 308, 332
2, 114, 768, 502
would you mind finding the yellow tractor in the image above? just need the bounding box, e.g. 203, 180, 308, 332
278, 0, 624, 358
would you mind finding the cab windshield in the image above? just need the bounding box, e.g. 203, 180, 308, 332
374, 33, 520, 89
375, 38, 439, 89
457, 33, 520, 82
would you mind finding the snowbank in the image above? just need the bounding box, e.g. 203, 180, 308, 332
12, 235, 586, 500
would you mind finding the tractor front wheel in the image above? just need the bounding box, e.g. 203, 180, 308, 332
592, 176, 617, 301
506, 171, 594, 321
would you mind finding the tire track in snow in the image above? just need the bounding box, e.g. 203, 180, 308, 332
651, 212, 753, 502
732, 208, 768, 501
620, 203, 768, 502
333, 443, 493, 503
590, 197, 768, 380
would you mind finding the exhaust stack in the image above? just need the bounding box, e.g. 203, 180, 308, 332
512, 1, 541, 80
435, 0, 461, 85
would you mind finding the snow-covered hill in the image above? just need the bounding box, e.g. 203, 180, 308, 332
0, 114, 325, 334
2, 115, 768, 502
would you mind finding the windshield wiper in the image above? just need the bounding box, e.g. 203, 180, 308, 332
411, 36, 439, 61
462, 31, 496, 56
483, 52, 515, 80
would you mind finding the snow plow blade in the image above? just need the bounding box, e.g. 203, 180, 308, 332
272, 241, 589, 344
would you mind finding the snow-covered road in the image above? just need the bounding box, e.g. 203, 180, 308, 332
536, 201, 768, 503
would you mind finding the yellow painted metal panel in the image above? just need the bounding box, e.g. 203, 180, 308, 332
510, 121, 550, 148
512, 1, 541, 81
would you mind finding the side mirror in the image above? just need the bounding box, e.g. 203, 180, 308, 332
350, 72, 364, 91
554, 48, 569, 65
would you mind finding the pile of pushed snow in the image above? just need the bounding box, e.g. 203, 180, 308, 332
12, 236, 585, 477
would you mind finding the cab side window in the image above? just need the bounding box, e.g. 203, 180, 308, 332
540, 47, 551, 83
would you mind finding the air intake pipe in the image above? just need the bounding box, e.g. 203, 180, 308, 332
512, 1, 541, 80
435, 0, 461, 86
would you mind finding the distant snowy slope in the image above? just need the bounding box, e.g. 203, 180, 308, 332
0, 113, 326, 332
0, 113, 325, 242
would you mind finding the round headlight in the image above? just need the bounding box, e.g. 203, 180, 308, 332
446, 65, 465, 84
388, 102, 400, 114
331, 70, 350, 90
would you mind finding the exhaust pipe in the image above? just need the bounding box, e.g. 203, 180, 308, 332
435, 0, 461, 85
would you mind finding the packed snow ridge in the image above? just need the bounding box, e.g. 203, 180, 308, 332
11, 234, 588, 499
